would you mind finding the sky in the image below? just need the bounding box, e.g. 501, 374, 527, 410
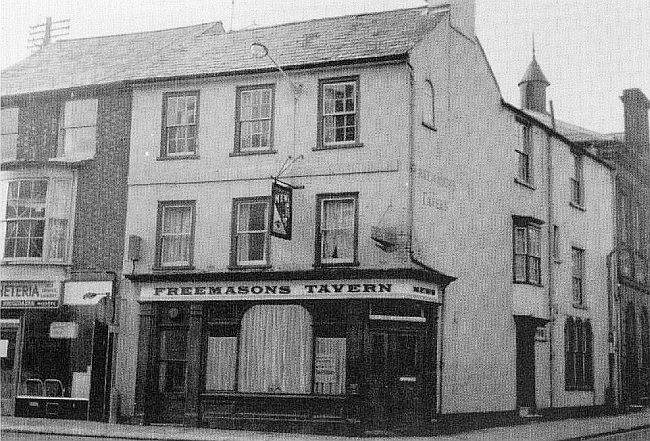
1, 0, 649, 134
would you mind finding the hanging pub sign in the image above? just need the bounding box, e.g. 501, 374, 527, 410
271, 181, 292, 240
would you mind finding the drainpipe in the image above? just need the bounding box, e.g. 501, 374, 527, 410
606, 162, 620, 410
105, 271, 120, 423
547, 102, 557, 410
406, 60, 447, 419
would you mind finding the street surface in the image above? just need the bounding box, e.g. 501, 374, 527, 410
3, 434, 134, 441
588, 427, 650, 440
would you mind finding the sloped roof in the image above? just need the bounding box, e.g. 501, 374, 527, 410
1, 23, 222, 97
518, 57, 549, 86
2, 7, 447, 97
520, 108, 615, 143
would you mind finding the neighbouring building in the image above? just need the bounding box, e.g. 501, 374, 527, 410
110, 1, 615, 435
0, 21, 224, 420
516, 80, 650, 410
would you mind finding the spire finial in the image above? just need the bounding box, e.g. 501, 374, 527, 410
532, 33, 536, 60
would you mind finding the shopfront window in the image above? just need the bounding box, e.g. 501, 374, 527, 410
204, 303, 346, 396
19, 307, 96, 400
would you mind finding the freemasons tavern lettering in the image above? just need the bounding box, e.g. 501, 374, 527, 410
153, 283, 393, 297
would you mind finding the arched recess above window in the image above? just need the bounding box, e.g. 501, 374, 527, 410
422, 79, 436, 131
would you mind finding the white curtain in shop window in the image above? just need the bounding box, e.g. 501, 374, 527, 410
205, 337, 237, 391
238, 305, 312, 394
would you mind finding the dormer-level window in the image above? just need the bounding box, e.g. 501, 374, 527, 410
58, 99, 98, 160
516, 124, 533, 185
1, 107, 19, 162
570, 154, 584, 207
318, 77, 360, 149
161, 91, 199, 158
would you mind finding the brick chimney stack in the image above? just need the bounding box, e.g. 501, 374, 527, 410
621, 88, 650, 157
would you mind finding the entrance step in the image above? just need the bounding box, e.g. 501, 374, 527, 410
518, 407, 542, 418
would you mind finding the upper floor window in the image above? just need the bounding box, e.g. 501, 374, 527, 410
161, 92, 199, 158
572, 247, 585, 305
234, 85, 274, 154
1, 107, 19, 162
316, 193, 358, 266
570, 154, 584, 207
516, 124, 533, 184
231, 198, 270, 267
553, 225, 561, 261
565, 317, 593, 391
58, 99, 98, 160
155, 201, 195, 268
422, 80, 436, 130
513, 219, 541, 285
318, 77, 359, 149
2, 178, 73, 261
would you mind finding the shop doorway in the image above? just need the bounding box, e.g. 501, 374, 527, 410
1, 319, 21, 415
368, 326, 426, 433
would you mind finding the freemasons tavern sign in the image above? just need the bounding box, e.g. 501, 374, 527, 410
271, 181, 292, 240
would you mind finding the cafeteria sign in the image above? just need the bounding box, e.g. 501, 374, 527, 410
271, 181, 292, 240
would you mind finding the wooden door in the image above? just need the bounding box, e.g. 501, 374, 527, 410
368, 327, 425, 433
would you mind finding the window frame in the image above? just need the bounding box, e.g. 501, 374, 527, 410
316, 76, 361, 150
570, 153, 584, 208
315, 192, 359, 267
422, 79, 436, 131
159, 91, 200, 159
571, 247, 585, 306
512, 219, 542, 285
230, 196, 271, 268
516, 123, 533, 185
233, 84, 276, 155
1, 107, 19, 163
154, 200, 196, 269
57, 98, 99, 160
3, 177, 73, 262
564, 317, 594, 391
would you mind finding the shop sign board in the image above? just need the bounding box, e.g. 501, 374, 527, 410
270, 181, 292, 240
140, 279, 440, 303
1, 281, 60, 309
49, 322, 79, 339
64, 281, 112, 305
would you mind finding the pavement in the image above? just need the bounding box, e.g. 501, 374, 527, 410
1, 410, 650, 441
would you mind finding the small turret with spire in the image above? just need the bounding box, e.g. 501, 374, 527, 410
518, 37, 550, 113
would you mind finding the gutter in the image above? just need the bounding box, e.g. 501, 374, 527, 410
547, 102, 556, 409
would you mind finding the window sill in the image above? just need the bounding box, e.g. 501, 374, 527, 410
229, 150, 277, 157
314, 142, 364, 151
513, 280, 544, 287
1, 260, 71, 266
156, 154, 200, 161
228, 264, 272, 271
313, 261, 360, 268
569, 201, 585, 211
514, 178, 535, 190
152, 265, 196, 272
572, 303, 588, 310
565, 387, 594, 392
422, 121, 437, 131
